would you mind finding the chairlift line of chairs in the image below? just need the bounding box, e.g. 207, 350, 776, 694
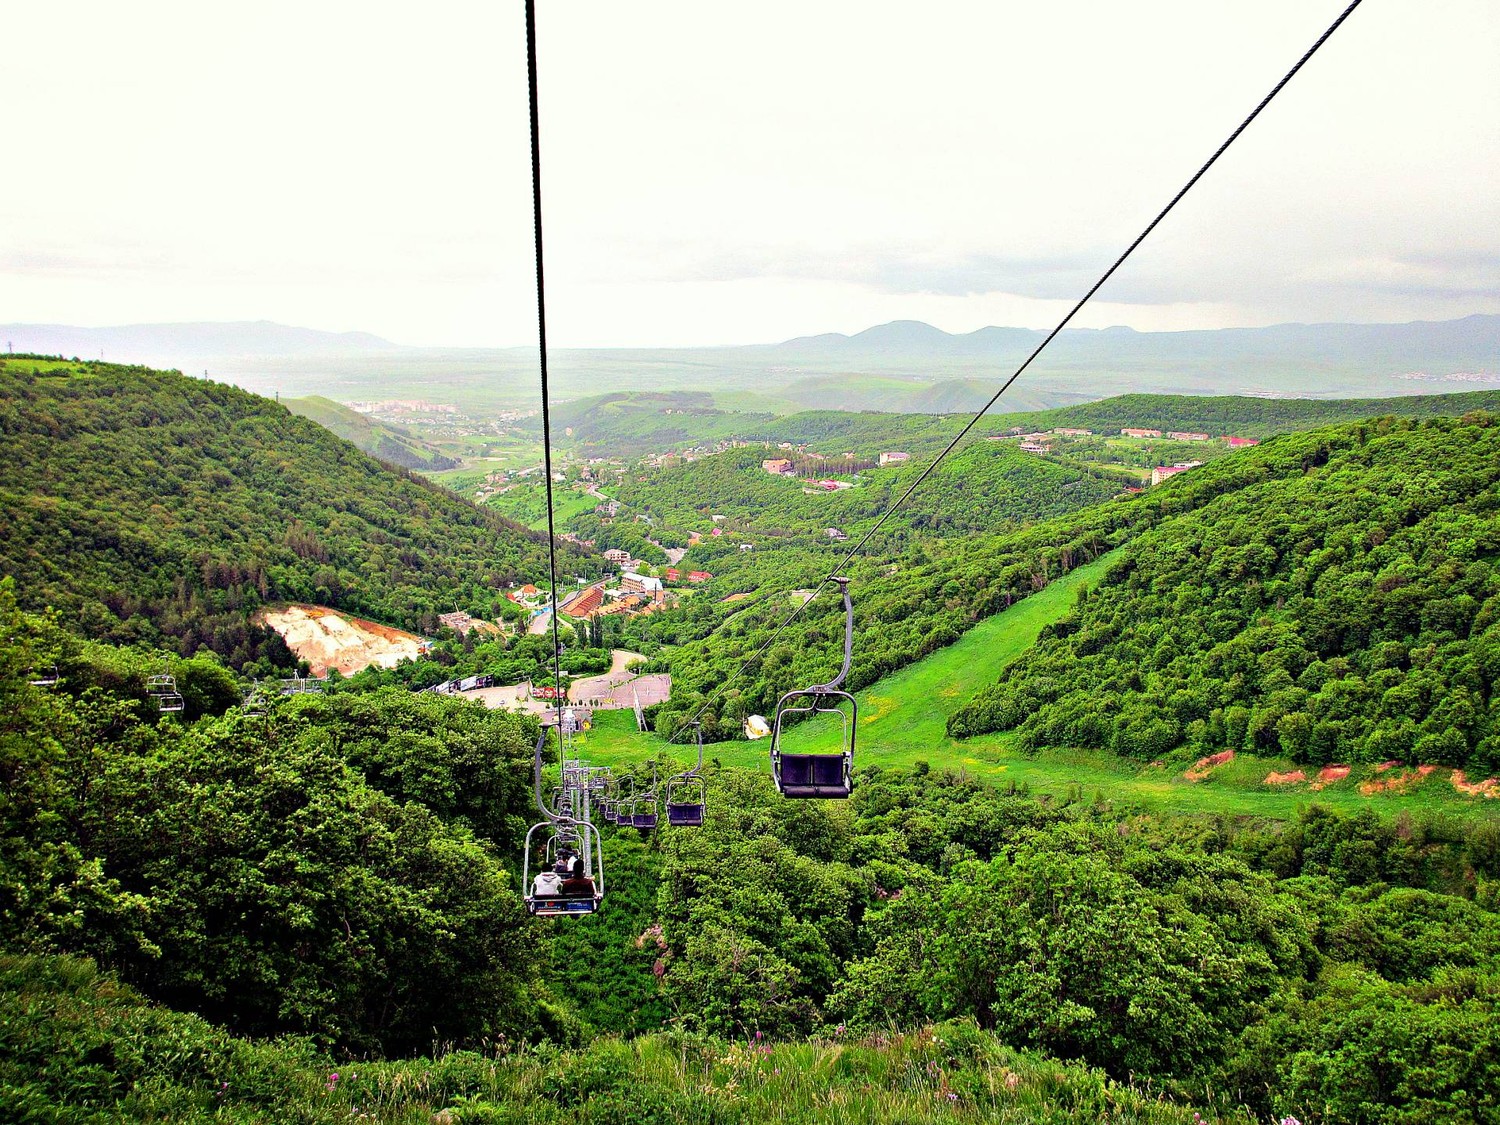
522, 728, 606, 918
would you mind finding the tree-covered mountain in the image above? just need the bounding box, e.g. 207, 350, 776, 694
950, 411, 1500, 773
0, 356, 598, 668
648, 410, 1500, 768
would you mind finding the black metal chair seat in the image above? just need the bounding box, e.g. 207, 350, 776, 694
667, 802, 704, 827
633, 812, 658, 829
776, 752, 851, 799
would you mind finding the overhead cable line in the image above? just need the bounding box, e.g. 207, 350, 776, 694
665, 0, 1366, 743
525, 0, 568, 757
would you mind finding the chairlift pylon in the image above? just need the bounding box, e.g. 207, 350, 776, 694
769, 577, 857, 799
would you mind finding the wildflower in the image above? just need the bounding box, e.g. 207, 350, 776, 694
326, 1072, 340, 1091
835, 1024, 845, 1036
1280, 1118, 1303, 1125
947, 1092, 959, 1102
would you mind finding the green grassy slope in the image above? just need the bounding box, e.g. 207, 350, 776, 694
284, 394, 458, 470
0, 357, 599, 665
579, 552, 1500, 821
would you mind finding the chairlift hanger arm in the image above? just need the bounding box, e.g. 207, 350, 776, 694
807, 578, 853, 694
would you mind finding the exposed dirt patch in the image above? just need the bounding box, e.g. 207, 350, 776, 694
256, 605, 427, 677
1375, 760, 1403, 772
719, 592, 753, 604
1184, 750, 1235, 782
1310, 764, 1351, 791
1452, 770, 1500, 798
1359, 763, 1436, 796
1264, 770, 1306, 786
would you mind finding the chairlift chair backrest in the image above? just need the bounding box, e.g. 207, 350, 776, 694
631, 792, 658, 830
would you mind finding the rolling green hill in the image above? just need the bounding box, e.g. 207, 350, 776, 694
533, 387, 1500, 462
283, 394, 458, 470
0, 356, 599, 668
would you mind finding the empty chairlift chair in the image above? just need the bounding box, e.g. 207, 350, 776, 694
770, 577, 858, 799
632, 792, 659, 831
27, 664, 59, 688
666, 722, 706, 827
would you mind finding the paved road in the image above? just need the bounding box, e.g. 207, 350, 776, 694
569, 649, 646, 703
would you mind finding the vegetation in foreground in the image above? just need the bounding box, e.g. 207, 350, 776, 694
2, 956, 1243, 1124
6, 580, 1500, 1123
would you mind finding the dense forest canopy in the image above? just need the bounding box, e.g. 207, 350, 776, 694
647, 413, 1500, 744
0, 357, 598, 669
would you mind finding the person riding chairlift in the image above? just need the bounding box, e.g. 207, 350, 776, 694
558, 850, 596, 898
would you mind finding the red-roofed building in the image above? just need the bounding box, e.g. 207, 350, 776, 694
664, 568, 681, 581
1225, 436, 1260, 447
561, 586, 603, 618
688, 570, 712, 582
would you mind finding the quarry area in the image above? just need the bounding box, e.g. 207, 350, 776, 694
255, 604, 428, 677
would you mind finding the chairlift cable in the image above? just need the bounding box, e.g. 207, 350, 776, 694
525, 0, 568, 757
665, 0, 1366, 744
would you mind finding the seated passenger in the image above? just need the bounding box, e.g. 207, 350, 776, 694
532, 868, 563, 897
559, 865, 596, 898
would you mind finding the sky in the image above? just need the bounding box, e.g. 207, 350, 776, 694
2, 1, 1497, 348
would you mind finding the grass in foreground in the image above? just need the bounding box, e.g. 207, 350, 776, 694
2, 954, 1246, 1124
578, 556, 1500, 822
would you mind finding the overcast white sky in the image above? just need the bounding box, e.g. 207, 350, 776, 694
2, 1, 1497, 347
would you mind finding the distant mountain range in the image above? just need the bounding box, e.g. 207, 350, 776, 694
5, 314, 1497, 414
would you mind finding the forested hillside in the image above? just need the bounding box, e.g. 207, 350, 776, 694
618, 442, 1126, 543
951, 411, 1500, 773
652, 411, 1500, 763
542, 386, 1500, 459
0, 357, 597, 667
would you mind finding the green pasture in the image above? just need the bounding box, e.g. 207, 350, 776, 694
577, 554, 1500, 822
